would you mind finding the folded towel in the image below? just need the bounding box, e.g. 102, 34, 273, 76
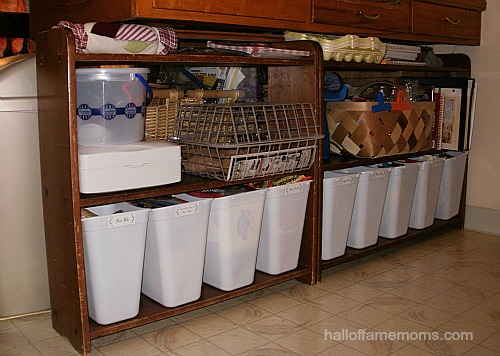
55, 21, 178, 54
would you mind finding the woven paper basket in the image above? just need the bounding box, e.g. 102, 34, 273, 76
145, 88, 244, 141
325, 82, 435, 158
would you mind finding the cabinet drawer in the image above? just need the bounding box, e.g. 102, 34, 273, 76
152, 0, 308, 23
313, 0, 410, 33
412, 2, 481, 40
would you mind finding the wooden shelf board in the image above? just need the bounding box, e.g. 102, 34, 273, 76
320, 217, 461, 270
88, 266, 311, 338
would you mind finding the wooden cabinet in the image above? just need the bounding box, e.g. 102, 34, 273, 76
29, 0, 486, 45
312, 0, 410, 33
412, 1, 482, 41
35, 27, 322, 355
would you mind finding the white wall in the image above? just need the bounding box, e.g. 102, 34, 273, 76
434, 1, 500, 235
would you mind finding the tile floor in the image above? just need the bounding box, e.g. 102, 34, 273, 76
1, 228, 498, 355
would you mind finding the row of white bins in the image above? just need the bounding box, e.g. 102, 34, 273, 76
322, 152, 468, 260
82, 181, 311, 325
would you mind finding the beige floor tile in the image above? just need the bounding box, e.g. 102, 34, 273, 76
0, 327, 30, 353
276, 303, 333, 327
206, 326, 269, 355
181, 313, 237, 338
274, 328, 331, 356
401, 304, 455, 328
461, 273, 500, 293
91, 330, 138, 348
247, 290, 302, 313
244, 315, 302, 341
434, 266, 478, 283
33, 336, 81, 356
141, 324, 201, 352
315, 275, 355, 292
214, 303, 271, 326
131, 318, 176, 335
0, 319, 16, 331
374, 315, 433, 334
10, 312, 51, 328
278, 283, 330, 302
422, 293, 476, 315
237, 288, 275, 302
359, 275, 411, 292
411, 274, 458, 293
389, 284, 439, 303
238, 342, 301, 355
460, 304, 500, 329
354, 258, 398, 274
443, 284, 493, 303
378, 266, 427, 283
338, 335, 406, 355
438, 315, 497, 344
411, 337, 476, 355
399, 257, 444, 274
465, 345, 500, 356
308, 292, 361, 315
315, 342, 367, 356
307, 314, 365, 337
338, 305, 394, 328
171, 339, 231, 356
334, 283, 385, 303
480, 330, 500, 353
326, 266, 380, 283
204, 297, 243, 312
0, 343, 43, 356
481, 293, 500, 310
387, 343, 435, 356
168, 308, 212, 323
363, 294, 417, 315
93, 335, 163, 356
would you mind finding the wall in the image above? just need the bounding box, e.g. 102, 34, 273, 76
434, 1, 500, 235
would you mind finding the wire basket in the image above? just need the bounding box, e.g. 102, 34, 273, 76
172, 102, 322, 180
145, 89, 244, 141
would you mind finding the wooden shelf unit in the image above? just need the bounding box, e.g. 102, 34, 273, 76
35, 27, 322, 355
317, 57, 471, 276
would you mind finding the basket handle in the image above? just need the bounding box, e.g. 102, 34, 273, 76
186, 89, 245, 101
152, 88, 184, 101
353, 80, 410, 102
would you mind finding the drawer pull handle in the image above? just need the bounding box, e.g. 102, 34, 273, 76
443, 17, 461, 25
358, 11, 380, 20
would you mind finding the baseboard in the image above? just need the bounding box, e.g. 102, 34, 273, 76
464, 206, 500, 236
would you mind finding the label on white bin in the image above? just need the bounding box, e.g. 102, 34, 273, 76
340, 176, 355, 185
108, 214, 135, 227
373, 170, 387, 179
175, 203, 200, 217
285, 184, 304, 195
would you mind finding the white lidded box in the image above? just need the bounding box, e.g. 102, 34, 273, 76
135, 197, 212, 308
76, 67, 150, 146
336, 166, 392, 249
256, 180, 311, 275
322, 171, 359, 260
407, 157, 444, 229
78, 141, 181, 193
435, 151, 468, 220
367, 163, 420, 239
177, 189, 267, 291
81, 202, 150, 325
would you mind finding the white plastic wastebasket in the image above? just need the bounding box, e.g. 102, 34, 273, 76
407, 157, 444, 229
337, 166, 392, 249
177, 190, 267, 291
322, 171, 359, 260
435, 152, 468, 220
139, 198, 212, 307
256, 180, 311, 275
82, 202, 150, 325
367, 163, 420, 239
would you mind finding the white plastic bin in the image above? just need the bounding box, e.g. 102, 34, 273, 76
82, 202, 150, 325
177, 189, 267, 291
407, 157, 445, 229
367, 163, 420, 239
137, 198, 212, 307
337, 166, 392, 249
76, 67, 150, 145
256, 180, 311, 275
322, 172, 359, 260
435, 152, 468, 220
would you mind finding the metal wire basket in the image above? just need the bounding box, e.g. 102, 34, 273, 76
172, 102, 322, 180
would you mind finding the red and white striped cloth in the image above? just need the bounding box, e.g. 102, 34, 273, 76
55, 21, 178, 55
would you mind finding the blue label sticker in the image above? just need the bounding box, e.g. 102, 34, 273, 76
77, 104, 92, 120
102, 104, 116, 120
124, 103, 137, 119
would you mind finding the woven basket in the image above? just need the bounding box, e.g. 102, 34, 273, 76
145, 88, 244, 141
326, 82, 434, 158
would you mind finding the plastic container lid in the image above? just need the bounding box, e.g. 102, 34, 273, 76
76, 67, 150, 82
